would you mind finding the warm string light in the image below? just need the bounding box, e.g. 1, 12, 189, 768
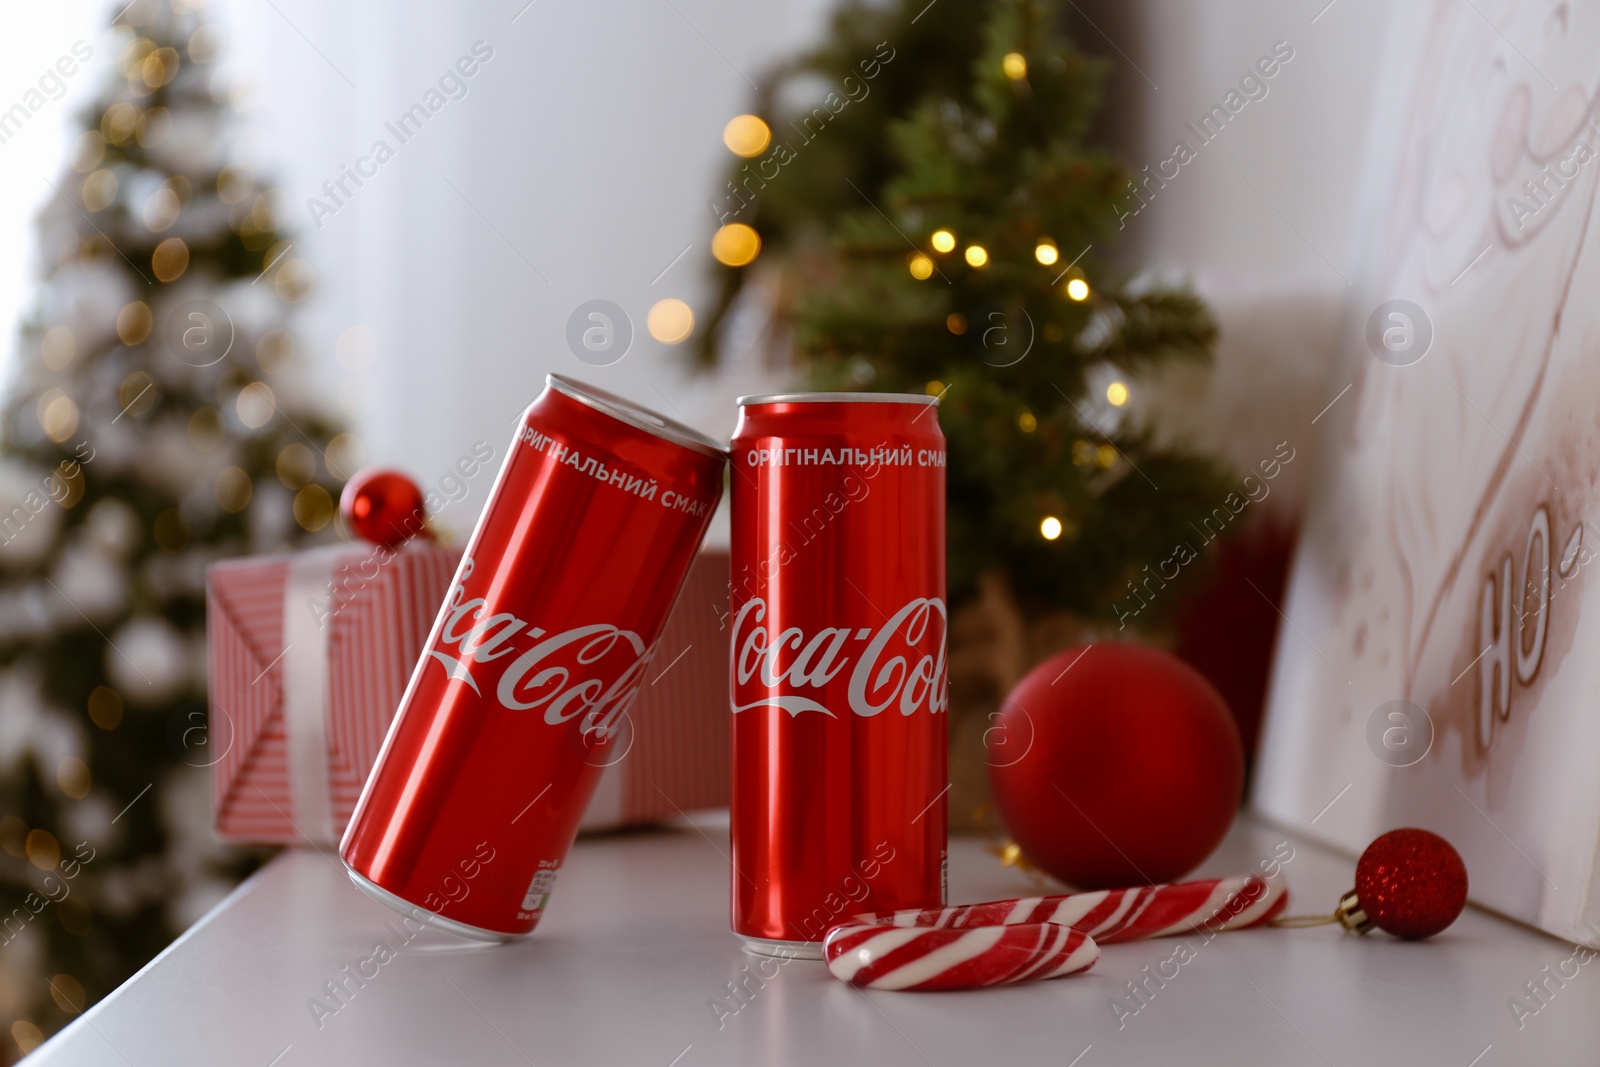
712, 223, 761, 267
36, 390, 78, 442
1040, 516, 1063, 540
648, 299, 694, 343
87, 687, 122, 730
47, 973, 85, 1015
235, 381, 276, 428
152, 237, 189, 282
723, 114, 771, 157
1072, 440, 1119, 469
908, 253, 934, 280
214, 467, 252, 513
81, 168, 117, 211
922, 229, 1083, 280
276, 443, 316, 489
40, 326, 74, 370
1003, 52, 1028, 80
294, 485, 335, 532
1106, 381, 1129, 406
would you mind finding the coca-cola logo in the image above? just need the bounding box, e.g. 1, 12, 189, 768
425, 558, 653, 740
730, 596, 948, 718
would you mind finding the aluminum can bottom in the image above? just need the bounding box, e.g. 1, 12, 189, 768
739, 935, 824, 961
344, 862, 520, 944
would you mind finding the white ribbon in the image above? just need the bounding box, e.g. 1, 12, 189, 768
282, 545, 349, 845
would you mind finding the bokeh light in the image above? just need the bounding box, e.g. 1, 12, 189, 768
712, 223, 762, 267
88, 687, 123, 730
647, 299, 694, 344
152, 237, 190, 282
294, 484, 335, 532
235, 381, 277, 428
56, 759, 90, 800
722, 114, 772, 157
214, 467, 252, 513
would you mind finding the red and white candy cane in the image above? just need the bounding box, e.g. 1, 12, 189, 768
823, 874, 1287, 991
823, 922, 1100, 992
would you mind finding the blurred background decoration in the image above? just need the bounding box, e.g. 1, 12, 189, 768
0, 0, 1395, 1055
0, 0, 344, 1054
696, 0, 1236, 823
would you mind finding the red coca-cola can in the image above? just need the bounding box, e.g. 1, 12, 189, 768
341, 375, 725, 941
729, 392, 948, 958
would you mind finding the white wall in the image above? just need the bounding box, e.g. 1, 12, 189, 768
3, 0, 1392, 537
217, 0, 833, 545
1080, 0, 1392, 513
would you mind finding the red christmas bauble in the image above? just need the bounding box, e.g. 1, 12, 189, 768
340, 468, 428, 547
1353, 828, 1468, 939
986, 643, 1244, 889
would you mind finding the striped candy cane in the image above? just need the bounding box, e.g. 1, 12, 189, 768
823, 874, 1287, 991
823, 921, 1100, 991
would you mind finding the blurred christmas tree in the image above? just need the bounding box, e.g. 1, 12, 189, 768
0, 0, 350, 1055
700, 0, 1230, 624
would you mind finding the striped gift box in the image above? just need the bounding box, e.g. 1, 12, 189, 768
206, 542, 461, 845
582, 551, 731, 829
206, 545, 731, 844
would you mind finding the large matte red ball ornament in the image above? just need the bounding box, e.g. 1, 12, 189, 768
1348, 828, 1468, 940
986, 643, 1244, 889
340, 468, 428, 548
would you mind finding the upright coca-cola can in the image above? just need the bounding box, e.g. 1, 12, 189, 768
341, 375, 725, 941
729, 392, 947, 958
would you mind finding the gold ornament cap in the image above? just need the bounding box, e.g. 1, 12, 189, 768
1334, 888, 1374, 934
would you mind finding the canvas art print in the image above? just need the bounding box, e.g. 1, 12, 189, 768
1255, 0, 1600, 944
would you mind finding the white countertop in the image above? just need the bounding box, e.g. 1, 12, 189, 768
28, 814, 1600, 1065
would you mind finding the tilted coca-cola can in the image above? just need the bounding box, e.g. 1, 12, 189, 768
342, 375, 726, 940
729, 392, 948, 957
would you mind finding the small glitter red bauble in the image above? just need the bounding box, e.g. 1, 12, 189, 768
340, 468, 428, 548
1354, 828, 1468, 939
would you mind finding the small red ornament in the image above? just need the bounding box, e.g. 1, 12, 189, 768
340, 468, 429, 548
986, 643, 1244, 889
1335, 828, 1468, 939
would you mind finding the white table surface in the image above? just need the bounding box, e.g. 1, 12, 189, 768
28, 813, 1600, 1066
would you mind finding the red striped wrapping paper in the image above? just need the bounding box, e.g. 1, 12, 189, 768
581, 551, 731, 829
206, 545, 731, 844
207, 542, 461, 844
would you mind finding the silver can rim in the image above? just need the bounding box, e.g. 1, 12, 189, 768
344, 862, 520, 944
739, 935, 825, 960
737, 391, 938, 408
547, 375, 727, 460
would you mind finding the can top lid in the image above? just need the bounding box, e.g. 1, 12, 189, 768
736, 391, 938, 407
547, 375, 726, 459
